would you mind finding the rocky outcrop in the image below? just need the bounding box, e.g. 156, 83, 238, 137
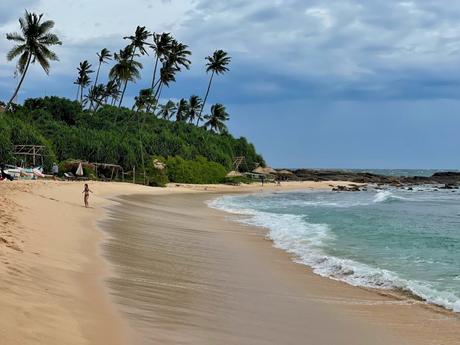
286, 169, 460, 186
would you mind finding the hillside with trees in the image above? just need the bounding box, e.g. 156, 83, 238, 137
0, 11, 265, 185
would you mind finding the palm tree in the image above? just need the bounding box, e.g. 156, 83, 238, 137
199, 49, 231, 117
133, 88, 156, 112
187, 95, 203, 125
94, 48, 111, 87
175, 98, 189, 122
120, 26, 151, 107
84, 84, 106, 111
150, 32, 173, 90
124, 26, 151, 56
167, 39, 192, 72
151, 39, 191, 98
5, 11, 62, 110
204, 103, 229, 133
75, 60, 94, 102
154, 62, 177, 101
104, 79, 120, 105
109, 46, 143, 107
158, 100, 176, 120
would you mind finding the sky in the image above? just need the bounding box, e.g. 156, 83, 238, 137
1, 0, 460, 169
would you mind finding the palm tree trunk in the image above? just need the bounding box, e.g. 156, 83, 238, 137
154, 81, 162, 102
150, 56, 159, 90
80, 86, 84, 103
199, 71, 214, 117
118, 80, 128, 107
90, 62, 102, 110
94, 62, 101, 87
119, 50, 137, 108
76, 85, 80, 101
6, 54, 32, 110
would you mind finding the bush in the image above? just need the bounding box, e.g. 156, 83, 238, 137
4, 96, 265, 179
166, 156, 227, 184
145, 156, 169, 187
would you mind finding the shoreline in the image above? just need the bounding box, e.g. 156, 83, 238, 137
1, 180, 460, 344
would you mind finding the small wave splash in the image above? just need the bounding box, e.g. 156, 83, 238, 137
209, 194, 460, 312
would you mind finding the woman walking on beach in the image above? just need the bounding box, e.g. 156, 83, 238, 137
82, 183, 93, 208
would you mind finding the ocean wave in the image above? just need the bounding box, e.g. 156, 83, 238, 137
208, 196, 460, 313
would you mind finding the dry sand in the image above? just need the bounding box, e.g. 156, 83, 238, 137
0, 180, 459, 344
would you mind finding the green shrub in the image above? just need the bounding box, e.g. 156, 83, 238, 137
3, 96, 265, 179
165, 156, 227, 184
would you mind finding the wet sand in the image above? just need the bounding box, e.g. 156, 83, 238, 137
102, 192, 460, 345
1, 180, 460, 344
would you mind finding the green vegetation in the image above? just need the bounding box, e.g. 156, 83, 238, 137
0, 97, 265, 184
2, 11, 265, 185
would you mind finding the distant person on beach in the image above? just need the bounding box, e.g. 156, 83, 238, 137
260, 175, 265, 186
82, 183, 93, 208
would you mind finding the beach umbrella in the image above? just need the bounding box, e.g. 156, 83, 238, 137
76, 162, 84, 176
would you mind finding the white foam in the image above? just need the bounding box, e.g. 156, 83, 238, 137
208, 195, 460, 312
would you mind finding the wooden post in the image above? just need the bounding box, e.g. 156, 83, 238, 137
133, 167, 135, 184
32, 146, 36, 166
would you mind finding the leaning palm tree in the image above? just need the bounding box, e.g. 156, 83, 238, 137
175, 98, 189, 122
121, 26, 151, 107
187, 95, 203, 125
150, 32, 173, 90
204, 103, 229, 133
94, 48, 111, 87
75, 60, 94, 102
199, 49, 231, 117
133, 88, 156, 113
104, 79, 120, 105
84, 84, 106, 111
109, 46, 143, 107
5, 11, 62, 110
124, 26, 151, 56
167, 39, 192, 72
154, 62, 177, 101
158, 100, 176, 120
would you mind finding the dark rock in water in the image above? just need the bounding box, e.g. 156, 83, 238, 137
286, 169, 460, 187
408, 187, 413, 191
439, 184, 458, 190
332, 184, 362, 192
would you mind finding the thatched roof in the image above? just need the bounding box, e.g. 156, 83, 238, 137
276, 169, 294, 175
153, 159, 166, 170
226, 170, 244, 177
252, 166, 277, 175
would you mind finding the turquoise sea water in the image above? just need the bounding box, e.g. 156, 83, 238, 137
209, 185, 460, 312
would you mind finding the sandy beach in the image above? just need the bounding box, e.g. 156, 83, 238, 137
1, 180, 460, 344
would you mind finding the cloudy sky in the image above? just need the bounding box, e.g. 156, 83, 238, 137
2, 0, 460, 168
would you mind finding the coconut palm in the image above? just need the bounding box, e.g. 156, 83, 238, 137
133, 88, 156, 113
175, 98, 189, 122
154, 62, 177, 101
94, 48, 111, 86
124, 26, 151, 56
5, 11, 62, 110
158, 100, 176, 120
150, 32, 173, 90
109, 46, 143, 107
84, 84, 106, 111
74, 60, 94, 102
120, 26, 151, 107
167, 40, 191, 72
199, 49, 231, 117
104, 79, 120, 105
187, 95, 203, 125
204, 103, 229, 133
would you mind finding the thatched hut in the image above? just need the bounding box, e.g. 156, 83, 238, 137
252, 166, 277, 175
226, 170, 244, 178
